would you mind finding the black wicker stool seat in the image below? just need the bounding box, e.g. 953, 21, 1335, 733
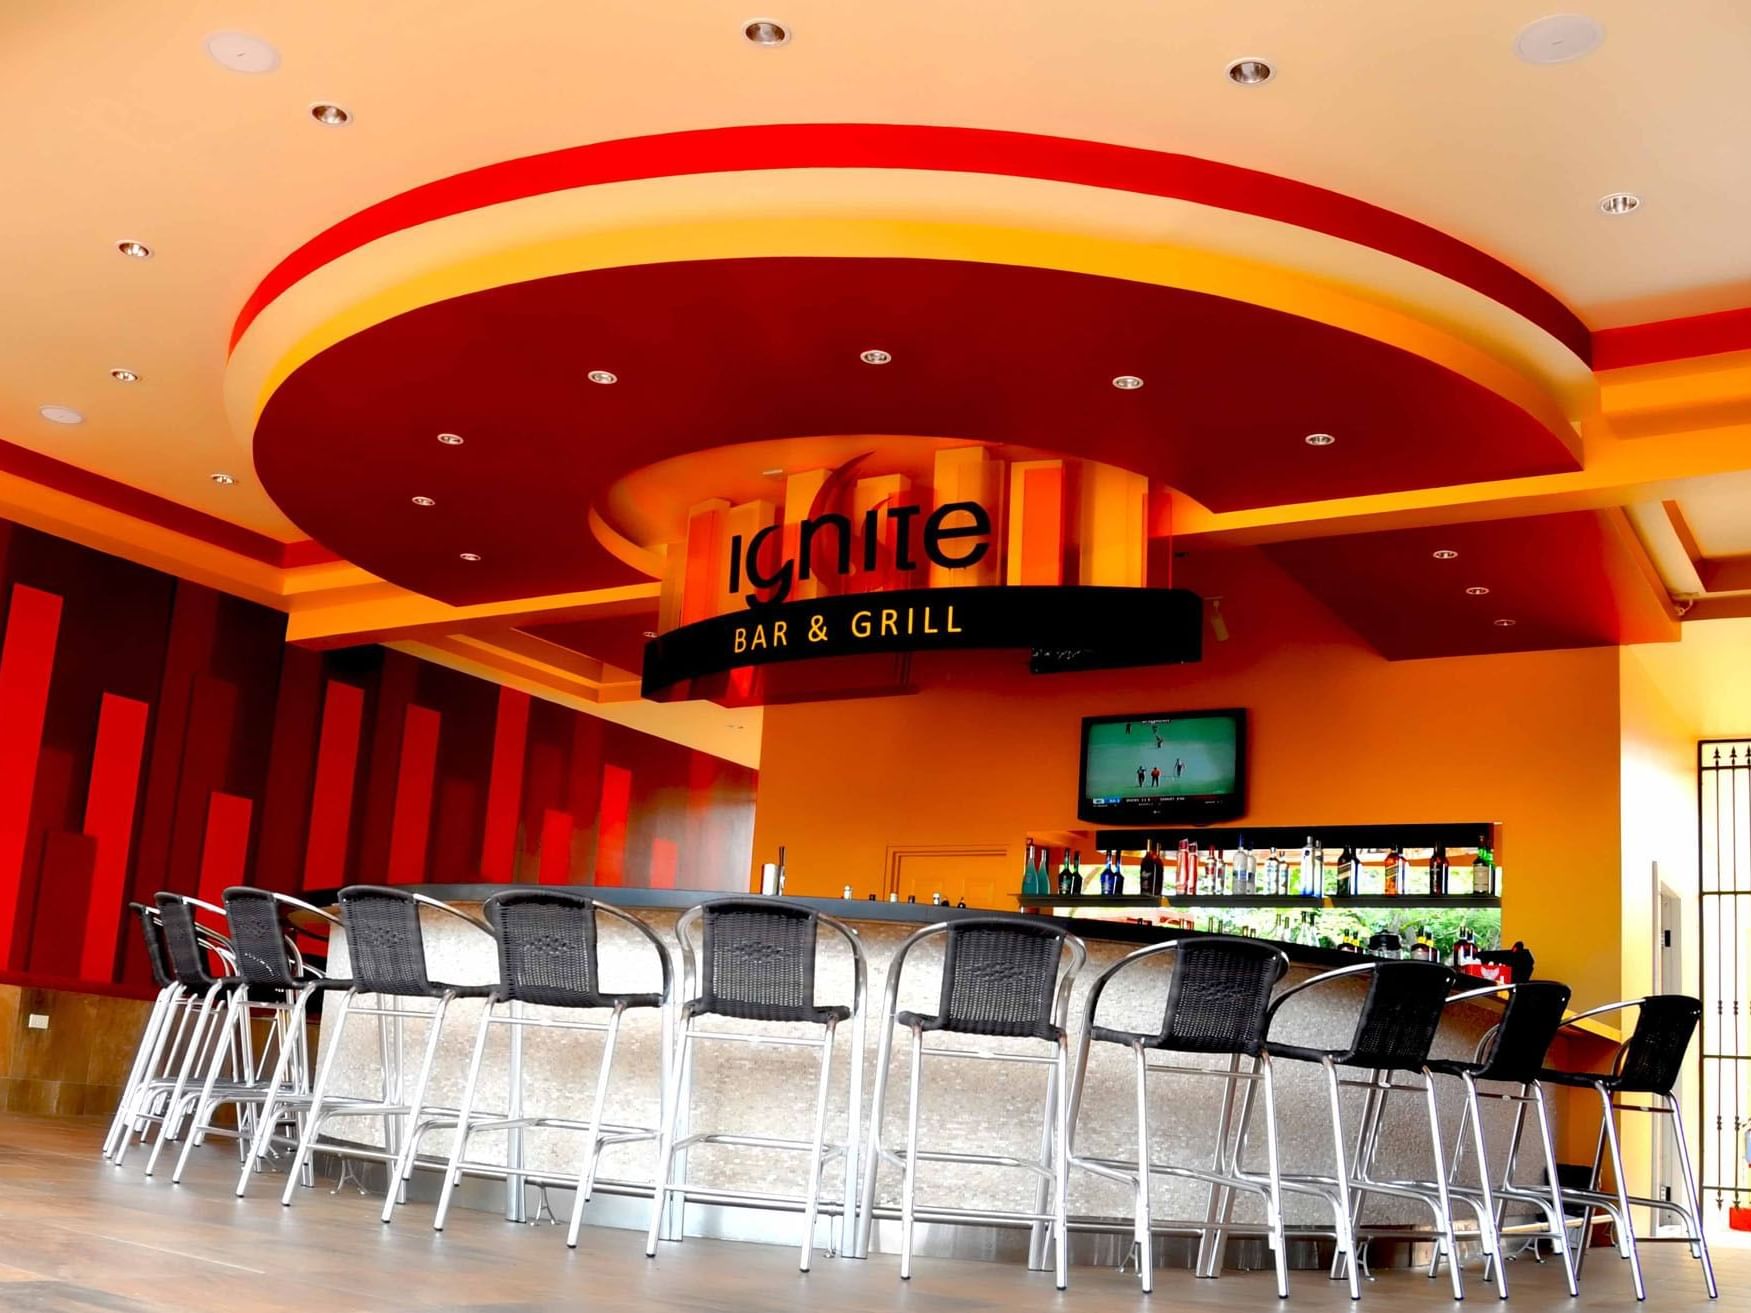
1539, 993, 1701, 1093
337, 886, 495, 998
153, 893, 238, 992
896, 917, 1072, 1042
689, 898, 848, 1025
484, 889, 663, 1010
1089, 936, 1287, 1055
1427, 979, 1572, 1082
1268, 959, 1458, 1071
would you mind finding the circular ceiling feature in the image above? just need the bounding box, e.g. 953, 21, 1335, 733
310, 103, 352, 127
743, 19, 790, 46
210, 471, 237, 485
1432, 549, 1459, 559
1304, 432, 1336, 446
204, 31, 280, 74
38, 404, 84, 425
1466, 585, 1491, 595
411, 495, 436, 507
459, 552, 482, 562
587, 369, 618, 385
1598, 192, 1641, 216
1493, 617, 1517, 627
436, 431, 465, 445
1111, 375, 1144, 390
1226, 58, 1274, 85
116, 240, 152, 260
109, 368, 140, 383
1514, 15, 1604, 64
859, 349, 892, 365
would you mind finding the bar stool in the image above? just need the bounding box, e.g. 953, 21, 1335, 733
855, 916, 1086, 1289
423, 889, 673, 1244
103, 903, 188, 1161
1066, 935, 1292, 1295
278, 887, 497, 1212
1426, 980, 1576, 1299
1236, 959, 1462, 1301
116, 894, 238, 1171
644, 897, 866, 1272
162, 888, 340, 1184
1538, 994, 1716, 1302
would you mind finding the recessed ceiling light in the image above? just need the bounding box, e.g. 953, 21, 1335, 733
459, 552, 482, 562
116, 240, 153, 260
760, 467, 786, 478
411, 495, 435, 507
309, 102, 352, 127
38, 405, 84, 425
642, 630, 658, 639
1112, 375, 1145, 390
436, 432, 464, 445
743, 18, 790, 46
1465, 586, 1491, 596
109, 368, 140, 383
204, 32, 280, 74
860, 348, 892, 365
1493, 618, 1517, 627
1599, 192, 1641, 216
1304, 432, 1336, 447
1226, 57, 1274, 85
1432, 549, 1459, 560
587, 370, 618, 385
1514, 14, 1604, 64
210, 471, 236, 486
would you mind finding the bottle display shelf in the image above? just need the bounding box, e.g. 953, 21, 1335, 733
1016, 894, 1502, 911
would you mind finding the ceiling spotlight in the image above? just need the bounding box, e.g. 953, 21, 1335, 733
309, 102, 352, 127
411, 495, 436, 507
859, 348, 893, 365
1432, 549, 1459, 560
116, 240, 153, 259
1598, 192, 1641, 216
38, 404, 84, 425
1112, 375, 1145, 390
760, 467, 786, 478
642, 630, 658, 639
210, 471, 237, 486
459, 552, 482, 562
744, 18, 791, 46
1514, 14, 1604, 64
1226, 57, 1275, 85
1493, 618, 1517, 627
1304, 432, 1336, 447
587, 369, 618, 385
1465, 586, 1491, 596
109, 368, 140, 383
436, 431, 464, 445
205, 31, 280, 74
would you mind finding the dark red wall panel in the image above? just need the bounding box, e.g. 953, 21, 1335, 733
595, 763, 632, 887
196, 792, 253, 909
0, 584, 63, 967
387, 704, 440, 884
78, 693, 149, 980
301, 680, 365, 891
479, 686, 530, 882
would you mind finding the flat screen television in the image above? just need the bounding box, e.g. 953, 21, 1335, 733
1077, 709, 1247, 825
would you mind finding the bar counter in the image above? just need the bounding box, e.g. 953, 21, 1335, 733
306, 886, 1544, 1265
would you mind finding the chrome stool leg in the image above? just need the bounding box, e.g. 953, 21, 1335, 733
644, 1021, 694, 1258
1596, 1085, 1646, 1300
143, 980, 227, 1175
1419, 1069, 1467, 1301
1457, 1072, 1508, 1300
433, 999, 496, 1232
282, 989, 354, 1207
798, 1018, 839, 1271
1320, 1057, 1362, 1301
1259, 1053, 1291, 1300
380, 992, 456, 1224
237, 985, 317, 1196
1667, 1091, 1718, 1298
1132, 1041, 1154, 1294
1529, 1081, 1580, 1296
898, 1025, 924, 1280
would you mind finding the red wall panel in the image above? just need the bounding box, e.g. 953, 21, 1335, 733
196, 792, 253, 909
649, 836, 678, 889
595, 764, 632, 887
479, 686, 530, 882
27, 831, 96, 974
387, 704, 440, 883
78, 693, 150, 980
537, 806, 574, 885
301, 680, 365, 890
0, 584, 63, 966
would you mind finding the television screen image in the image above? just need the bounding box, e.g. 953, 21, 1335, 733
1079, 710, 1245, 822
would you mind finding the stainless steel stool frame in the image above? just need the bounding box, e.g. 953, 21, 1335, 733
276, 893, 495, 1212
644, 901, 867, 1273
426, 898, 676, 1243
854, 920, 1086, 1289
103, 904, 206, 1162
1065, 938, 1293, 1298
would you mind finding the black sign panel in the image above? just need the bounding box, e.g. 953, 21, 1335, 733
641, 585, 1202, 698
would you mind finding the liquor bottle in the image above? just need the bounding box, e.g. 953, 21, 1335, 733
1058, 847, 1074, 896
1452, 924, 1477, 970
1410, 924, 1435, 961
1300, 835, 1317, 898
1021, 840, 1038, 895
1429, 845, 1449, 897
1105, 850, 1121, 897
1232, 835, 1249, 896
1334, 845, 1357, 898
1072, 851, 1084, 895
1383, 843, 1406, 897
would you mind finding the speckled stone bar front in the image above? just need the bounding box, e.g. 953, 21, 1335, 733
310, 889, 1538, 1259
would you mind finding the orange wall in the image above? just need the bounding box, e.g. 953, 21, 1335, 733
753, 549, 1626, 1007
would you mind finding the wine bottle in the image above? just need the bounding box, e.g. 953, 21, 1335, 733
1071, 851, 1083, 896
1429, 845, 1448, 897
1058, 847, 1074, 896
1021, 839, 1038, 895
1470, 839, 1490, 897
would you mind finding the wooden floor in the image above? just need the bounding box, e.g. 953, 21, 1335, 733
0, 1114, 1737, 1313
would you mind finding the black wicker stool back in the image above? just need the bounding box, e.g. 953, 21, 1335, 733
1151, 936, 1288, 1056
1338, 960, 1458, 1071
693, 898, 828, 1022
153, 893, 226, 991
221, 888, 301, 990
484, 889, 614, 1008
911, 917, 1073, 1041
1470, 980, 1572, 1083
337, 886, 436, 997
1613, 994, 1702, 1094
130, 902, 173, 990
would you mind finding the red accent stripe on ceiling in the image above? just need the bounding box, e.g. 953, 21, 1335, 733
1593, 305, 1751, 370
301, 680, 364, 890
78, 693, 150, 981
0, 437, 334, 569
595, 763, 631, 887
230, 123, 1590, 362
0, 585, 61, 967
479, 687, 530, 882
196, 793, 254, 909
387, 704, 440, 883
